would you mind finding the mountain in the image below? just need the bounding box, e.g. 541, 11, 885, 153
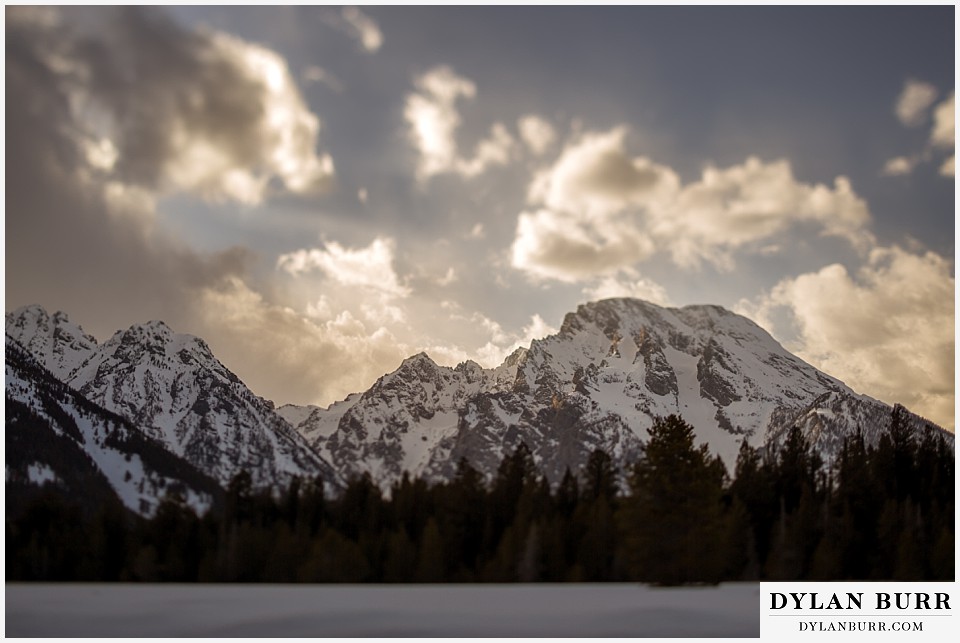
285, 298, 950, 488
295, 352, 520, 487
5, 334, 221, 517
5, 306, 340, 497
6, 304, 98, 381
6, 299, 950, 505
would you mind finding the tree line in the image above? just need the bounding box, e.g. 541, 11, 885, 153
6, 408, 954, 584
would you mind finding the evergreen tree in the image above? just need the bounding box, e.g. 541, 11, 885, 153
581, 448, 618, 503
620, 415, 731, 585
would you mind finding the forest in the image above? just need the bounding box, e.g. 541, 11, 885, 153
6, 409, 954, 584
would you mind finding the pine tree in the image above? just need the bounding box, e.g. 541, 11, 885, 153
581, 448, 618, 503
620, 415, 730, 585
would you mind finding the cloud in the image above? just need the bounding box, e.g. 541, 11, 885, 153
404, 66, 516, 181
5, 6, 254, 333
511, 208, 656, 282
404, 66, 475, 179
512, 127, 873, 281
341, 7, 383, 52
737, 246, 954, 429
473, 313, 559, 367
194, 278, 411, 406
436, 267, 458, 286
657, 158, 872, 269
518, 115, 557, 155
895, 79, 938, 127
582, 272, 673, 306
302, 65, 345, 93
46, 7, 336, 206
6, 7, 428, 410
324, 6, 383, 53
456, 123, 515, 178
885, 85, 954, 180
277, 237, 411, 299
528, 127, 680, 219
930, 92, 955, 149
939, 155, 955, 177
881, 155, 919, 177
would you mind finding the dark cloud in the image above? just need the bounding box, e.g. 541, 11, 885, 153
15, 6, 334, 205
5, 7, 254, 337
73, 7, 267, 191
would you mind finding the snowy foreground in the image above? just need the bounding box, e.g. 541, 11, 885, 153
6, 583, 759, 637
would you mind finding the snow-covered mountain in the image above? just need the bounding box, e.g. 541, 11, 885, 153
6, 306, 340, 495
6, 299, 950, 504
5, 335, 221, 516
284, 298, 949, 488
6, 304, 98, 381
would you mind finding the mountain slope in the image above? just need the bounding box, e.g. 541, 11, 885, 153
6, 306, 340, 491
286, 298, 950, 488
5, 335, 221, 517
5, 305, 98, 380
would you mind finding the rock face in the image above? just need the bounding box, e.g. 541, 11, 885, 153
6, 306, 340, 501
284, 298, 950, 489
6, 299, 952, 504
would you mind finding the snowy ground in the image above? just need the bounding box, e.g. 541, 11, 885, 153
5, 583, 759, 637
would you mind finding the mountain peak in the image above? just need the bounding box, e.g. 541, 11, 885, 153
8, 304, 85, 332
107, 320, 219, 360
5, 304, 99, 380
8, 303, 53, 320
400, 351, 438, 369
405, 350, 434, 362
123, 319, 174, 339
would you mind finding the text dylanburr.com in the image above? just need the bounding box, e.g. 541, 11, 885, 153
761, 582, 955, 639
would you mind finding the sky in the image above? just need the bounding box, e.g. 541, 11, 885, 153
4, 5, 955, 430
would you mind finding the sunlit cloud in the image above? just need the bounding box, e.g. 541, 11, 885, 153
473, 313, 559, 367
528, 127, 679, 219
512, 207, 656, 282
194, 277, 411, 406
404, 66, 516, 182
7, 5, 259, 339
930, 92, 955, 149
518, 115, 557, 155
436, 267, 458, 286
657, 158, 872, 268
939, 155, 955, 177
737, 245, 954, 429
512, 126, 873, 281
55, 9, 337, 205
455, 123, 515, 178
881, 155, 920, 177
277, 237, 411, 299
895, 79, 938, 127
884, 84, 954, 180
340, 6, 384, 53
582, 272, 673, 307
